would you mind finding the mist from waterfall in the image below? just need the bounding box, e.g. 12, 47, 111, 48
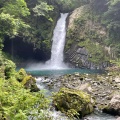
26, 13, 69, 70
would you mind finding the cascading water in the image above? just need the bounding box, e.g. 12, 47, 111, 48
27, 13, 69, 70
49, 13, 68, 69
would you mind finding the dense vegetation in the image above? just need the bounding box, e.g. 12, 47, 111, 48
0, 0, 120, 119
92, 0, 120, 60
1, 0, 83, 61
0, 55, 51, 119
91, 0, 120, 57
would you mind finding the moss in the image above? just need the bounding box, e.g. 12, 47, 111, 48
16, 68, 39, 92
0, 66, 5, 78
4, 59, 16, 79
65, 39, 73, 50
21, 75, 32, 85
53, 87, 94, 118
16, 68, 27, 82
22, 75, 39, 92
78, 39, 109, 64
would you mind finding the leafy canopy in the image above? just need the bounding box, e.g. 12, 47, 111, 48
1, 0, 30, 17
0, 0, 30, 50
33, 2, 54, 17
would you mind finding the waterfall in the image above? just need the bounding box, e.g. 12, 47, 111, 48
26, 13, 69, 70
48, 13, 68, 69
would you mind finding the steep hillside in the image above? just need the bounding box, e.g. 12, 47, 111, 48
65, 0, 120, 69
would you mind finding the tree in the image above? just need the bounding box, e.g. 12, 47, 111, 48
90, 0, 108, 14
0, 0, 30, 50
103, 0, 120, 41
33, 1, 54, 19
1, 0, 30, 17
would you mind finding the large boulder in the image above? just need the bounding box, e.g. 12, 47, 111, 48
16, 68, 39, 92
21, 75, 39, 92
53, 87, 94, 118
16, 68, 27, 82
103, 94, 120, 116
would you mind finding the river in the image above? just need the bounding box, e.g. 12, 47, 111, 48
24, 69, 117, 120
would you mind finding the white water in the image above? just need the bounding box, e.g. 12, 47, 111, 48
26, 13, 69, 70
36, 77, 117, 120
49, 13, 69, 69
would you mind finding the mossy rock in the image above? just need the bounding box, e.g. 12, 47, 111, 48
16, 68, 27, 82
16, 68, 39, 92
53, 87, 94, 118
22, 75, 39, 92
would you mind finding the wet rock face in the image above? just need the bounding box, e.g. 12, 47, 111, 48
65, 45, 109, 69
53, 87, 94, 118
103, 94, 120, 116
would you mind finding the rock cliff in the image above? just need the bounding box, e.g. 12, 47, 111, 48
65, 5, 111, 69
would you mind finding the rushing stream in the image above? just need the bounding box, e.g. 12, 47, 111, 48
35, 72, 117, 120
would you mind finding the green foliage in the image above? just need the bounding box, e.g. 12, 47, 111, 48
21, 75, 33, 85
0, 58, 50, 119
0, 13, 30, 37
0, 0, 30, 51
33, 2, 54, 18
66, 109, 79, 118
0, 53, 5, 78
0, 38, 3, 50
16, 68, 27, 82
52, 0, 89, 12
1, 0, 30, 17
0, 78, 50, 120
17, 0, 57, 53
102, 0, 120, 42
0, 13, 18, 36
4, 59, 16, 79
78, 39, 109, 63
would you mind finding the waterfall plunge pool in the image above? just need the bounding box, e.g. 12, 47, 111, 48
25, 68, 105, 77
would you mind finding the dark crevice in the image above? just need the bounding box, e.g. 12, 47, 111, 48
3, 37, 51, 62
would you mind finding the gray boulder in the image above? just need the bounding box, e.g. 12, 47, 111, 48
103, 94, 120, 115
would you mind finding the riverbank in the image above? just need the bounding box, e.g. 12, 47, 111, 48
36, 69, 120, 119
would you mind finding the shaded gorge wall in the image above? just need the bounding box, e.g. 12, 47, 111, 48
3, 37, 51, 62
